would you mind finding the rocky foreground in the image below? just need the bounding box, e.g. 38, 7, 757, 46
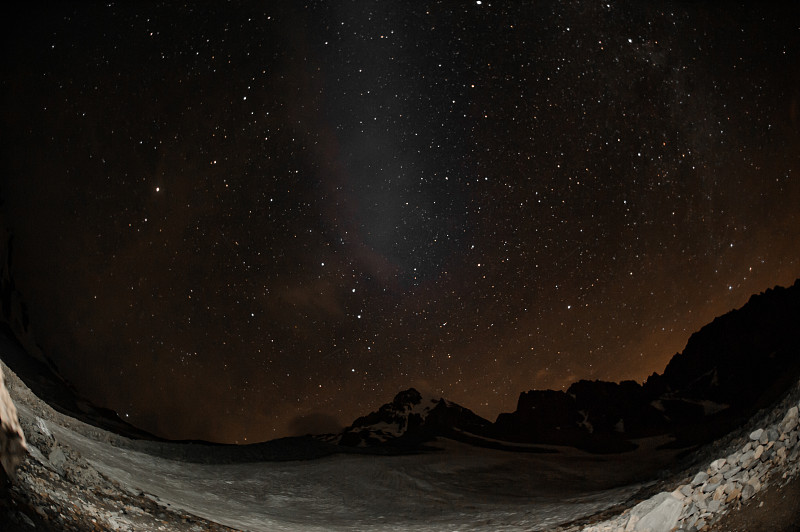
1, 360, 235, 532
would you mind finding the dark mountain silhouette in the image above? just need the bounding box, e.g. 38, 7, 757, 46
330, 388, 493, 448
333, 279, 800, 453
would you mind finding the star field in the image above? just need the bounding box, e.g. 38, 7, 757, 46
2, 1, 799, 442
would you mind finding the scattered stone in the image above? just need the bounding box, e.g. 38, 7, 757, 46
710, 458, 726, 471
723, 465, 741, 479
754, 445, 764, 460
679, 484, 693, 498
749, 428, 764, 441
725, 488, 741, 503
691, 471, 708, 487
741, 478, 761, 501
707, 499, 721, 513
739, 449, 755, 465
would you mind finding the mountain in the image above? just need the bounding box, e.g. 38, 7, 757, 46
331, 280, 800, 454
493, 279, 800, 452
324, 388, 492, 448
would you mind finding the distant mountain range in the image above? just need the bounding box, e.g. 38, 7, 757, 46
325, 279, 800, 453
1, 213, 799, 454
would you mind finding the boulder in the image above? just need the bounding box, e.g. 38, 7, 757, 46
629, 492, 684, 532
0, 364, 27, 480
691, 471, 709, 486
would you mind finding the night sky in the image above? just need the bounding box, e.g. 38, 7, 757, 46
2, 2, 799, 443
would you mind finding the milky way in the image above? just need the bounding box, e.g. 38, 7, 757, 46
2, 2, 799, 442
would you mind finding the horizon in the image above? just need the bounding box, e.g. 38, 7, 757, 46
3, 277, 798, 445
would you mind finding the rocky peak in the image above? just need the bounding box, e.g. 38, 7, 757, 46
494, 280, 800, 452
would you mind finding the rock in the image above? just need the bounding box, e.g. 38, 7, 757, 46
696, 500, 708, 512
710, 458, 726, 471
784, 406, 798, 421
760, 447, 774, 462
703, 482, 720, 493
630, 492, 683, 532
723, 466, 741, 479
691, 471, 709, 487
726, 488, 741, 503
48, 447, 67, 475
754, 445, 764, 460
742, 479, 761, 501
0, 363, 28, 479
693, 518, 706, 530
750, 428, 764, 441
707, 499, 721, 512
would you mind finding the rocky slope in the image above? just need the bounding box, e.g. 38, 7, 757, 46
565, 375, 800, 532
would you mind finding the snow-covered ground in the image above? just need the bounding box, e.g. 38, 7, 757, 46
36, 406, 675, 531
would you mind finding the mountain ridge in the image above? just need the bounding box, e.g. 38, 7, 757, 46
327, 279, 800, 453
